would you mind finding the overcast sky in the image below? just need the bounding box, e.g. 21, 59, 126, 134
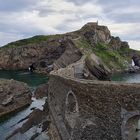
0, 0, 140, 50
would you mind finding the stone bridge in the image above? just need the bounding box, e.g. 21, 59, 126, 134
48, 72, 140, 140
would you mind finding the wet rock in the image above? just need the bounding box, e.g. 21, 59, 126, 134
0, 79, 32, 118
42, 120, 50, 132
30, 133, 39, 140
125, 66, 140, 73
132, 55, 140, 67
34, 84, 48, 99
30, 107, 36, 110
6, 109, 49, 140
20, 109, 47, 133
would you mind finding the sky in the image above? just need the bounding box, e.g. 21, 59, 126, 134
0, 0, 140, 50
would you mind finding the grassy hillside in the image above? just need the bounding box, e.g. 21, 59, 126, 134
74, 37, 132, 71
2, 34, 61, 48
0, 23, 138, 72
94, 43, 131, 70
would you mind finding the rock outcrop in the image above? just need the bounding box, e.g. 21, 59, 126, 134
79, 22, 111, 46
109, 36, 129, 50
85, 53, 111, 80
34, 84, 48, 99
0, 39, 82, 74
44, 23, 140, 139
6, 109, 49, 140
0, 38, 66, 71
0, 22, 139, 79
1, 22, 140, 140
0, 79, 31, 118
132, 55, 140, 67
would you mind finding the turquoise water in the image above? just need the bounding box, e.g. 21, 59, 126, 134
0, 70, 49, 139
111, 73, 140, 83
1, 70, 140, 139
0, 97, 47, 139
0, 70, 48, 87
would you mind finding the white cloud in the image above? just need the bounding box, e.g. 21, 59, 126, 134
129, 41, 140, 50
0, 0, 140, 51
0, 32, 24, 46
106, 23, 139, 36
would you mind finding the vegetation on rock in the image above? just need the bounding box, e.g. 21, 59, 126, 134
0, 22, 139, 74
2, 34, 61, 48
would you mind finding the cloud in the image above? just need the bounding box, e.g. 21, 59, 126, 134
0, 32, 24, 46
97, 0, 140, 23
65, 0, 97, 5
0, 0, 139, 50
129, 41, 140, 50
0, 0, 39, 12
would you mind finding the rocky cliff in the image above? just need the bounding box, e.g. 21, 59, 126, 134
46, 23, 140, 140
0, 22, 139, 79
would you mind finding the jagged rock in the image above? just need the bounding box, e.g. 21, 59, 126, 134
0, 22, 139, 75
20, 109, 47, 133
6, 109, 49, 140
34, 84, 48, 99
85, 53, 111, 80
132, 55, 140, 67
0, 79, 31, 118
121, 41, 129, 49
0, 39, 65, 71
109, 36, 129, 50
80, 22, 111, 46
0, 39, 83, 74
109, 37, 122, 50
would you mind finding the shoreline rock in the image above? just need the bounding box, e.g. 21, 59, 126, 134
0, 22, 139, 78
6, 109, 49, 140
0, 79, 32, 119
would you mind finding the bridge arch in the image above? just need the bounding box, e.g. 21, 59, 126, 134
65, 90, 79, 129
124, 115, 140, 140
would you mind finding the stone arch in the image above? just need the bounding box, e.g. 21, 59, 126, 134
124, 115, 140, 140
65, 90, 79, 129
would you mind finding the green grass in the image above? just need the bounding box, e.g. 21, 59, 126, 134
0, 31, 133, 71
2, 34, 61, 48
118, 46, 131, 57
74, 37, 93, 55
94, 43, 129, 69
75, 38, 130, 70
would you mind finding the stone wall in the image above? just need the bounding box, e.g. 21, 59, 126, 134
48, 73, 140, 140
